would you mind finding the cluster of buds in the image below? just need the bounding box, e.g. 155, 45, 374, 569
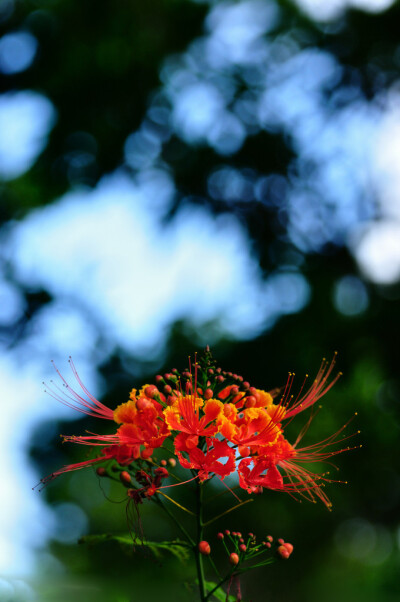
277, 541, 294, 559
216, 529, 294, 567
96, 462, 170, 503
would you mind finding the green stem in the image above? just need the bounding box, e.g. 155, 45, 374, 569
207, 554, 222, 580
205, 568, 236, 601
195, 481, 207, 601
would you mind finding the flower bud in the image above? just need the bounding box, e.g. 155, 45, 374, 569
155, 375, 164, 383
278, 538, 285, 545
144, 385, 159, 398
245, 396, 257, 408
243, 381, 250, 389
96, 467, 106, 476
277, 545, 290, 559
161, 459, 167, 466
230, 386, 239, 396
120, 471, 131, 485
283, 542, 293, 555
137, 397, 153, 410
168, 458, 177, 467
198, 541, 211, 556
229, 553, 239, 565
216, 375, 224, 383
266, 535, 273, 542
164, 385, 172, 395
204, 388, 214, 399
224, 529, 230, 536
217, 532, 224, 540
239, 544, 247, 552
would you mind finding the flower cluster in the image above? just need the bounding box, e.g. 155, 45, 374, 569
43, 348, 356, 507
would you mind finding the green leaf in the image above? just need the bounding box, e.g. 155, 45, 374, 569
204, 580, 236, 602
79, 533, 191, 562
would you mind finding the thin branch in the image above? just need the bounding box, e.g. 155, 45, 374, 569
203, 499, 254, 527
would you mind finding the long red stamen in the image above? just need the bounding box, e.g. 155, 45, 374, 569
283, 354, 342, 419
44, 359, 114, 420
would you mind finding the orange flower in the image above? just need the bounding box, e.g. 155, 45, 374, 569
238, 413, 358, 508
164, 396, 223, 451
177, 439, 236, 482
217, 405, 281, 448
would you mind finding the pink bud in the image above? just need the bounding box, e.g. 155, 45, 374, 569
96, 467, 106, 476
204, 388, 213, 399
277, 545, 290, 559
283, 542, 293, 555
245, 396, 257, 408
136, 397, 153, 410
144, 385, 158, 398
217, 533, 224, 540
161, 459, 167, 466
198, 541, 211, 556
229, 553, 239, 565
224, 529, 230, 536
278, 538, 285, 545
239, 544, 247, 552
168, 458, 176, 468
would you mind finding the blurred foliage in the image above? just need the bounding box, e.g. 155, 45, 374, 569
1, 0, 400, 600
